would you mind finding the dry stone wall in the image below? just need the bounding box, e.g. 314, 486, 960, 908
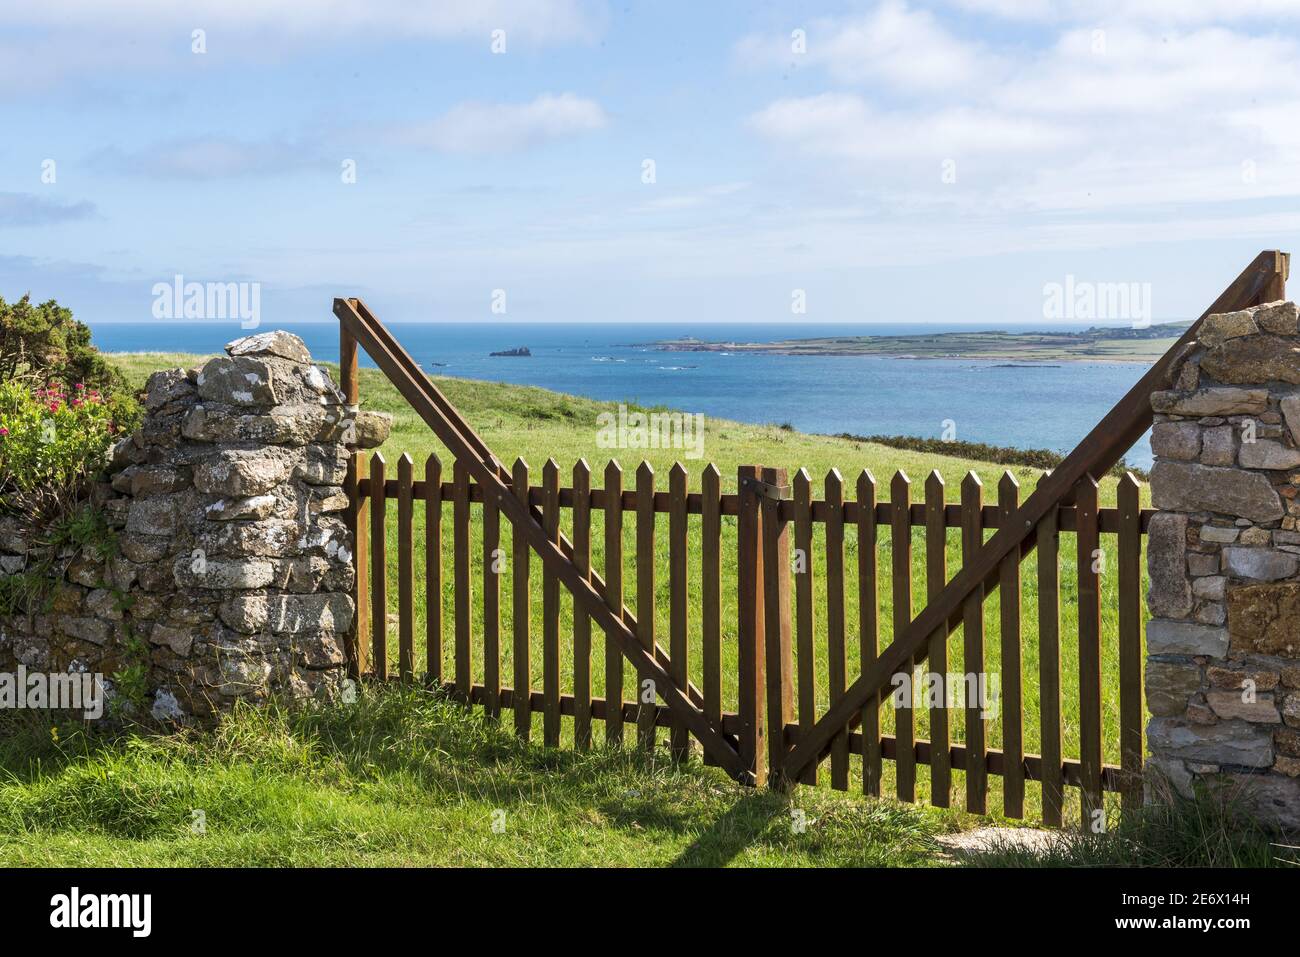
1147, 299, 1300, 828
0, 330, 382, 724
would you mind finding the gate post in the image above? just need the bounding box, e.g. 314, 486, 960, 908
737, 466, 767, 786
760, 467, 794, 786
737, 465, 793, 788
341, 322, 367, 679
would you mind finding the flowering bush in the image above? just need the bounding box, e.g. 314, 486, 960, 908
0, 379, 120, 515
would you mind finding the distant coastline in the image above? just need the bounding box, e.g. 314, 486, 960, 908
639, 320, 1192, 364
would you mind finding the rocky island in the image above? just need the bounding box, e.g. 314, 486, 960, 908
647, 321, 1194, 363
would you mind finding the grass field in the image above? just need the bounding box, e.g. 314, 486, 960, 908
1, 687, 1285, 868
0, 689, 958, 866
108, 351, 1153, 833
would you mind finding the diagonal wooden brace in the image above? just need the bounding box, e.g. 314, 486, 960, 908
772, 249, 1289, 788
346, 298, 723, 730
334, 297, 747, 779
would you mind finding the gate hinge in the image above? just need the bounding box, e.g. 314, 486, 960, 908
740, 476, 791, 500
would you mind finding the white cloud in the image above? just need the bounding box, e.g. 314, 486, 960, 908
0, 193, 98, 227
736, 0, 996, 91
746, 4, 1300, 220
394, 94, 607, 154
750, 94, 1069, 162
997, 27, 1300, 115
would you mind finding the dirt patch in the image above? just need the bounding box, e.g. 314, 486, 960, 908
936, 826, 1062, 861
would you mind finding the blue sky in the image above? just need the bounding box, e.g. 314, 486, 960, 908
3, 0, 1300, 326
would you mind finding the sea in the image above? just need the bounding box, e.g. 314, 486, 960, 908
89, 321, 1156, 469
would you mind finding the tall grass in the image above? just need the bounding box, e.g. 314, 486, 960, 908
0, 690, 955, 867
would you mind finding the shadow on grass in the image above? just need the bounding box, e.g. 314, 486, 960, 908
668, 789, 791, 867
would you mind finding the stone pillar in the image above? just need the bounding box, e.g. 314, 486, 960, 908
0, 330, 359, 724
1146, 299, 1300, 828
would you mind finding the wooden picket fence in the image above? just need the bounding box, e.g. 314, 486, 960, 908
349, 454, 1148, 825
334, 249, 1290, 828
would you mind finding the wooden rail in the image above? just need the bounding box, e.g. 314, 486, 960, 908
356, 478, 1155, 531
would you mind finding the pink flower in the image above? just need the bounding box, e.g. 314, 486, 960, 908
75, 383, 85, 390
0, 427, 8, 437
70, 398, 83, 408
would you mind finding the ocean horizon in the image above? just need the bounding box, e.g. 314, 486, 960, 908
90, 320, 1156, 469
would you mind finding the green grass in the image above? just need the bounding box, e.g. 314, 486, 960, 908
957, 790, 1297, 868
108, 351, 1153, 832
3, 691, 1280, 868
0, 690, 959, 867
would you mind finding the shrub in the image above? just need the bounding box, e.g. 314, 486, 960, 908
0, 294, 140, 438
0, 295, 126, 393
0, 294, 141, 522
840, 433, 1147, 481
0, 380, 119, 518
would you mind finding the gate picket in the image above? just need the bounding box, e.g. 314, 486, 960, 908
857, 470, 881, 797
961, 472, 986, 814
453, 459, 472, 701
825, 470, 848, 791
542, 459, 562, 746
573, 460, 593, 750
1037, 476, 1064, 828
512, 458, 532, 739
669, 463, 691, 762
398, 453, 415, 682
890, 471, 915, 802
604, 460, 625, 747
924, 470, 949, 807
998, 472, 1024, 818
425, 454, 442, 683
636, 462, 657, 753
794, 469, 817, 785
370, 452, 388, 682
1118, 473, 1143, 811
483, 464, 501, 718
1076, 475, 1104, 829
701, 464, 722, 767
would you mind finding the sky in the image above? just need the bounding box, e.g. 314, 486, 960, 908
2, 0, 1300, 326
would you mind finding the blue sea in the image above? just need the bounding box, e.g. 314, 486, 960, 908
90, 321, 1155, 469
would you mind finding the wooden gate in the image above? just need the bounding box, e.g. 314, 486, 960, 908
335, 249, 1289, 826
771, 250, 1289, 825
